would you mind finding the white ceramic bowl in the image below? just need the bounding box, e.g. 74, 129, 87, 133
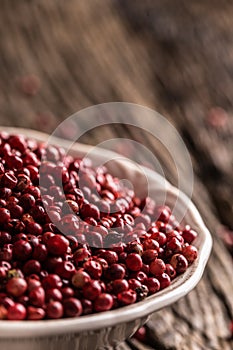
0, 128, 212, 350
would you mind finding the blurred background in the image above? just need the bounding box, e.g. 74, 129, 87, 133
0, 1, 232, 349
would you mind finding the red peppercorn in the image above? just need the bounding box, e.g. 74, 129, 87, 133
7, 303, 26, 320
26, 222, 43, 236
93, 257, 108, 271
32, 244, 48, 262
8, 135, 27, 153
156, 221, 173, 233
55, 261, 75, 279
48, 210, 61, 223
158, 247, 165, 259
142, 249, 158, 264
12, 233, 27, 243
80, 203, 100, 221
0, 142, 11, 158
0, 208, 11, 225
28, 286, 45, 307
7, 203, 23, 219
166, 237, 182, 253
73, 247, 91, 265
63, 298, 83, 317
111, 279, 129, 294
30, 205, 45, 223
118, 252, 127, 263
27, 306, 45, 320
135, 214, 151, 230
83, 280, 101, 301
19, 193, 36, 211
128, 278, 142, 290
142, 239, 159, 251
133, 326, 147, 343
46, 234, 69, 256
0, 296, 15, 310
41, 231, 55, 244
7, 196, 19, 204
167, 231, 184, 244
2, 172, 17, 189
72, 270, 91, 288
85, 217, 98, 227
63, 200, 79, 215
6, 277, 27, 297
98, 250, 118, 265
0, 244, 13, 261
0, 187, 12, 199
155, 205, 171, 223
13, 240, 32, 261
130, 271, 147, 283
118, 289, 137, 305
126, 242, 143, 255
170, 254, 188, 274
0, 232, 11, 246
157, 273, 171, 289
182, 226, 197, 244
6, 155, 23, 170
22, 213, 34, 225
83, 260, 102, 279
45, 288, 63, 302
61, 287, 74, 299
81, 298, 93, 315
42, 274, 62, 290
27, 165, 39, 183
86, 231, 103, 248
182, 245, 198, 264
46, 301, 63, 319
144, 277, 160, 294
27, 235, 40, 248
27, 278, 41, 292
94, 293, 113, 312
165, 263, 177, 279
106, 263, 125, 280
126, 253, 143, 271
23, 151, 39, 167
149, 259, 166, 276
23, 260, 41, 275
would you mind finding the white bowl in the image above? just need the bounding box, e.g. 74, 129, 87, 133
0, 128, 212, 350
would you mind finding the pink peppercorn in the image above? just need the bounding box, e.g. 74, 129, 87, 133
126, 253, 143, 271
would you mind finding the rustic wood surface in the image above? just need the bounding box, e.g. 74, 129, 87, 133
0, 1, 233, 349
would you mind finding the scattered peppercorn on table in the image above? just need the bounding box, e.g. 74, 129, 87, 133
0, 1, 232, 349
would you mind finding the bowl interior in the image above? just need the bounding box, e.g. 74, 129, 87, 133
0, 127, 212, 337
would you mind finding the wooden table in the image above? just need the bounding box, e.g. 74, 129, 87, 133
0, 1, 232, 349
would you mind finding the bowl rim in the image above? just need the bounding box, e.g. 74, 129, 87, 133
0, 127, 212, 337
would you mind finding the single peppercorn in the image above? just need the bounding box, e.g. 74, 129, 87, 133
126, 253, 143, 272
46, 234, 69, 256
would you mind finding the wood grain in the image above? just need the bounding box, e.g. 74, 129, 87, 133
0, 1, 232, 349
